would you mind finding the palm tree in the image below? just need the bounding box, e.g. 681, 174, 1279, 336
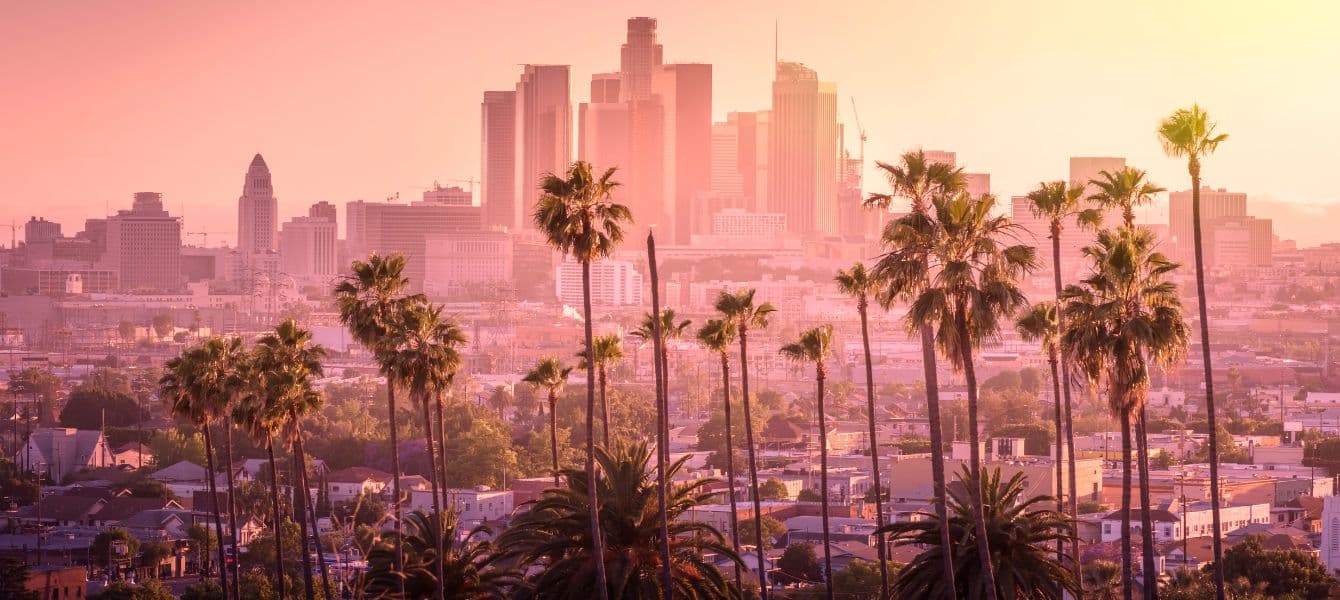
385, 301, 464, 600
232, 379, 287, 600
533, 160, 631, 600
499, 442, 743, 599
633, 309, 692, 455
867, 150, 966, 596
696, 318, 743, 595
1088, 167, 1165, 229
1158, 103, 1230, 600
883, 191, 1036, 600
161, 346, 230, 599
1025, 178, 1099, 591
577, 333, 623, 447
780, 325, 836, 600
255, 319, 329, 600
834, 262, 891, 599
1062, 228, 1190, 600
714, 288, 776, 600
361, 510, 518, 599
882, 466, 1078, 599
523, 357, 573, 485
334, 253, 424, 591
1015, 302, 1067, 539
207, 337, 250, 600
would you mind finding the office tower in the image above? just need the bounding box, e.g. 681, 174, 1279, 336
579, 73, 631, 203
711, 111, 768, 210
104, 192, 182, 292
590, 72, 621, 103
769, 62, 838, 237
422, 230, 514, 299
619, 17, 663, 102
555, 257, 644, 306
964, 173, 991, 197
924, 150, 957, 167
422, 184, 472, 206
23, 217, 61, 245
342, 198, 482, 290
1169, 186, 1248, 259
1204, 216, 1272, 269
652, 63, 712, 244
279, 216, 338, 281
238, 154, 279, 255
481, 90, 518, 230
711, 121, 744, 197
309, 201, 337, 222
514, 65, 572, 231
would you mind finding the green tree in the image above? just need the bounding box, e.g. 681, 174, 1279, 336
0, 559, 39, 600
778, 543, 822, 585
181, 581, 223, 600
1219, 534, 1335, 599
89, 580, 174, 600
577, 333, 623, 447
758, 478, 788, 501
738, 515, 786, 550
780, 324, 837, 600
522, 357, 572, 486
1159, 103, 1230, 600
92, 527, 141, 567
1088, 167, 1165, 229
361, 510, 517, 599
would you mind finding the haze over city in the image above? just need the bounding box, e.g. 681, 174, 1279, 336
4, 3, 1340, 600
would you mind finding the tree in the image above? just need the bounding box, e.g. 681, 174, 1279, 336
696, 318, 744, 593
334, 252, 423, 599
835, 262, 892, 600
780, 324, 837, 600
1062, 227, 1190, 600
882, 467, 1077, 599
1158, 103, 1230, 600
578, 333, 623, 447
884, 190, 1036, 600
499, 442, 741, 599
866, 150, 966, 597
180, 582, 223, 600
0, 559, 39, 600
361, 510, 517, 599
1088, 167, 1165, 229
1083, 560, 1122, 600
1220, 534, 1335, 599
739, 515, 786, 550
795, 560, 894, 600
778, 543, 822, 585
758, 478, 789, 501
92, 527, 141, 567
186, 524, 217, 584
89, 580, 174, 600
140, 540, 175, 572
714, 288, 777, 600
1015, 300, 1071, 566
522, 357, 572, 485
533, 160, 631, 600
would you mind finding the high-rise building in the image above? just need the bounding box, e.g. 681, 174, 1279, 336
652, 63, 712, 244
923, 150, 956, 167
619, 17, 663, 102
104, 192, 182, 292
965, 173, 991, 197
555, 257, 643, 306
514, 65, 572, 232
1204, 216, 1272, 269
308, 201, 337, 223
422, 184, 472, 206
710, 111, 768, 210
238, 154, 279, 255
422, 230, 514, 300
279, 215, 337, 281
769, 62, 838, 237
23, 217, 61, 245
578, 73, 631, 204
481, 90, 518, 230
1169, 186, 1248, 260
343, 198, 482, 291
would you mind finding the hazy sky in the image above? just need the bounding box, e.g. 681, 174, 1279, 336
3, 1, 1338, 246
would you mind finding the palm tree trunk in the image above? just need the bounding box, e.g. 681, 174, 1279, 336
548, 390, 560, 486
1135, 408, 1158, 600
1049, 353, 1065, 564
955, 306, 999, 600
436, 392, 450, 518
580, 259, 610, 600
202, 424, 230, 600
720, 352, 743, 596
420, 397, 446, 600
857, 300, 890, 600
919, 326, 956, 598
267, 440, 286, 600
1053, 223, 1083, 597
816, 366, 834, 600
387, 378, 404, 597
1121, 411, 1133, 600
738, 326, 769, 600
1189, 164, 1227, 600
296, 429, 331, 600
599, 364, 611, 447
290, 439, 315, 600
222, 421, 242, 600
645, 234, 673, 600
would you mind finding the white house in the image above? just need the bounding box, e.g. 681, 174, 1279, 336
1101, 499, 1272, 543
409, 486, 514, 523
327, 467, 392, 503
15, 428, 114, 483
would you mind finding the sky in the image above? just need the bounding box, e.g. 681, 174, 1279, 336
3, 1, 1339, 246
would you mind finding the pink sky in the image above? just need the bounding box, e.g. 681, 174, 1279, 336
3, 1, 1338, 246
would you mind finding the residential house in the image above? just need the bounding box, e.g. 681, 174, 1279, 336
14, 428, 114, 482
327, 466, 392, 503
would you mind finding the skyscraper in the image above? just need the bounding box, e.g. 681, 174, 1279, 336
238, 154, 279, 255
769, 61, 838, 237
104, 192, 182, 292
481, 90, 517, 230
1169, 185, 1249, 261
579, 73, 631, 203
514, 65, 572, 231
652, 63, 712, 244
343, 198, 482, 291
710, 111, 769, 210
279, 215, 337, 281
619, 17, 663, 102
309, 201, 337, 223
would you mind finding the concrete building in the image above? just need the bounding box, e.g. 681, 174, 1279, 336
711, 208, 787, 237
1169, 186, 1248, 261
481, 89, 518, 230
409, 487, 514, 524
422, 184, 472, 207
344, 198, 482, 290
1101, 499, 1271, 543
514, 64, 572, 232
422, 230, 514, 300
237, 154, 279, 255
23, 217, 62, 245
652, 63, 712, 244
278, 215, 338, 281
555, 257, 643, 306
619, 17, 663, 102
769, 61, 838, 237
103, 192, 182, 292
309, 200, 337, 222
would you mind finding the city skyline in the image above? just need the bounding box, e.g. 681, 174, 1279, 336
4, 2, 1340, 246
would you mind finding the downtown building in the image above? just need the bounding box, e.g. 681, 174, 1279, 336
103, 192, 183, 292
769, 61, 839, 238
554, 257, 643, 307
1168, 186, 1270, 269
278, 203, 339, 283
345, 190, 482, 292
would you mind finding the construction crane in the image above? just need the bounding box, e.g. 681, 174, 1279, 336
443, 177, 481, 195
1, 221, 15, 250
850, 97, 867, 167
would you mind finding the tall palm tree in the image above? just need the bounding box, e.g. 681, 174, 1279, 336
696, 318, 743, 595
232, 383, 287, 600
883, 466, 1078, 599
714, 288, 776, 600
161, 345, 230, 599
1158, 103, 1229, 600
633, 309, 692, 455
1025, 179, 1099, 592
202, 337, 249, 600
385, 301, 463, 600
256, 319, 330, 600
1062, 228, 1190, 600
867, 150, 966, 596
533, 160, 631, 600
883, 192, 1036, 600
523, 357, 572, 485
1088, 167, 1165, 229
577, 333, 623, 447
834, 262, 891, 600
334, 253, 424, 591
499, 442, 743, 599
1016, 302, 1071, 565
780, 324, 836, 600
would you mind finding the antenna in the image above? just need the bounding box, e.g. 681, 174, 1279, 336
773, 20, 779, 70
